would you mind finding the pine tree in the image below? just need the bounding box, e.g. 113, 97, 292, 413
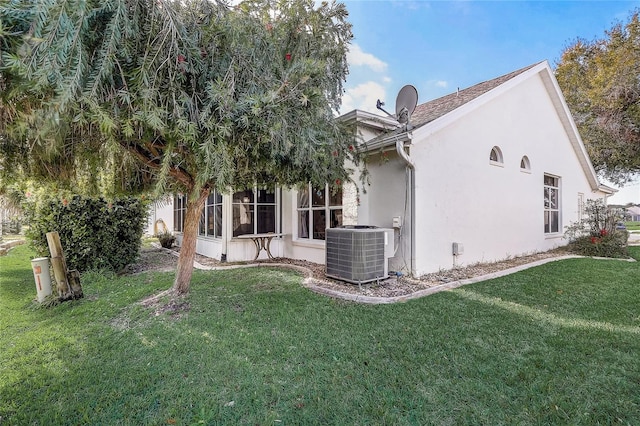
0, 0, 355, 294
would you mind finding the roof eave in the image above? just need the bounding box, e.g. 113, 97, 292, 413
360, 129, 412, 152
599, 184, 617, 195
412, 62, 549, 141
537, 63, 603, 192
410, 61, 606, 193
338, 109, 400, 131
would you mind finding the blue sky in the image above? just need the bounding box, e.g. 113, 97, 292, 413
340, 0, 640, 203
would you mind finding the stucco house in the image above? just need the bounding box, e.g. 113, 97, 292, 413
626, 206, 640, 222
156, 60, 614, 278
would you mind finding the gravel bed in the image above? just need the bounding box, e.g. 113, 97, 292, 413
129, 245, 571, 298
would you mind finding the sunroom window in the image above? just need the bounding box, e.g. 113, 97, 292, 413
173, 194, 187, 232
297, 184, 342, 241
199, 192, 223, 238
232, 187, 277, 237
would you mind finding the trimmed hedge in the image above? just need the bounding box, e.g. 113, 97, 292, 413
24, 195, 148, 272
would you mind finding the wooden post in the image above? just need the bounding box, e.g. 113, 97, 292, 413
68, 269, 83, 298
46, 231, 82, 300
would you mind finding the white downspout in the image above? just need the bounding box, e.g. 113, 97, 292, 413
395, 137, 415, 170
395, 136, 416, 276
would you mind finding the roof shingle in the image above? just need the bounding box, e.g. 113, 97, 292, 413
409, 62, 543, 129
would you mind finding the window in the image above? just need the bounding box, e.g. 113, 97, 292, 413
232, 187, 277, 237
578, 193, 585, 220
297, 184, 342, 241
520, 155, 531, 172
199, 192, 223, 238
489, 146, 503, 165
173, 194, 187, 232
544, 175, 560, 234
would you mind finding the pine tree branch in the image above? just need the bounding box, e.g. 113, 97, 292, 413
123, 140, 194, 188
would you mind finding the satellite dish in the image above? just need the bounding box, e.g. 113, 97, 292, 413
395, 85, 418, 125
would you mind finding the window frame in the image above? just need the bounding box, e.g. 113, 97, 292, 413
296, 183, 343, 241
232, 186, 279, 237
173, 194, 187, 233
489, 146, 504, 166
198, 191, 223, 238
544, 174, 561, 235
578, 192, 585, 220
520, 155, 531, 173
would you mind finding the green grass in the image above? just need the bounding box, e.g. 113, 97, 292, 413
1, 245, 639, 425
625, 221, 640, 231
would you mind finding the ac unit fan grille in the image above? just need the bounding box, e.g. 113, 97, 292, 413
325, 228, 387, 284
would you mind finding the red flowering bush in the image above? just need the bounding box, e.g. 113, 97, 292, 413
565, 199, 628, 258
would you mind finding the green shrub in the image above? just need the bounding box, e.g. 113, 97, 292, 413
566, 231, 629, 258
23, 194, 148, 272
565, 199, 629, 258
156, 231, 176, 249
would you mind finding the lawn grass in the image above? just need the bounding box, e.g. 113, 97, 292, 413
1, 245, 639, 425
625, 221, 640, 231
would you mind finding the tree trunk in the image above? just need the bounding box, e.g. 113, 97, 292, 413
173, 188, 209, 295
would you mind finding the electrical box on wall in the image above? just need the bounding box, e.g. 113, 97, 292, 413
392, 216, 402, 229
452, 242, 464, 256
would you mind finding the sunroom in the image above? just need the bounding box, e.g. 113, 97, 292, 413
172, 183, 346, 264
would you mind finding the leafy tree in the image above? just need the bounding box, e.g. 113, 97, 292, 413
0, 0, 355, 294
555, 9, 640, 185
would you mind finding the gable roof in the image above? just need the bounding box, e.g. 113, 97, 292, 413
354, 60, 613, 194
359, 61, 545, 151
409, 62, 541, 129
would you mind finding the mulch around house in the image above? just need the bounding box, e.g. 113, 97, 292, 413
131, 245, 580, 302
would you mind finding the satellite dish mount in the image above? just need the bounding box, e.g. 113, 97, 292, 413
376, 85, 418, 129
395, 85, 418, 127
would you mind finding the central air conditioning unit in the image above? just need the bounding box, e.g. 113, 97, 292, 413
325, 226, 394, 284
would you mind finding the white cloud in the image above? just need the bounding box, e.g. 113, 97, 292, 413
340, 81, 387, 114
347, 44, 388, 73
390, 0, 431, 11
425, 79, 449, 88
383, 76, 392, 83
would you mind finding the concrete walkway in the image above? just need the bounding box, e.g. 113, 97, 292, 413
0, 239, 25, 256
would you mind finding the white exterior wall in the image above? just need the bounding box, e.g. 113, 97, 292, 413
410, 74, 604, 275
166, 66, 608, 275
280, 187, 326, 264
145, 200, 174, 236
355, 151, 413, 274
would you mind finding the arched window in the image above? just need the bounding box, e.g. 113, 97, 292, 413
520, 155, 531, 172
489, 146, 503, 165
